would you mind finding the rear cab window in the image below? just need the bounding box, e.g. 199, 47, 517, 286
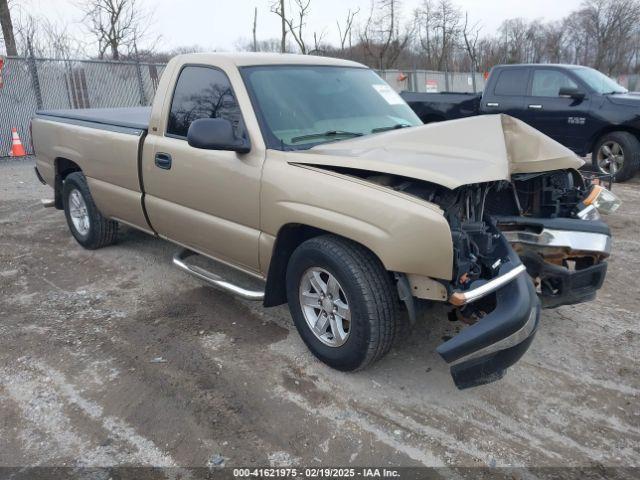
493, 68, 529, 96
166, 65, 244, 138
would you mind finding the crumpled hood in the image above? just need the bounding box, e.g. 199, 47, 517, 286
292, 114, 583, 189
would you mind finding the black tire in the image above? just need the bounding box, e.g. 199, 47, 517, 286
286, 235, 398, 371
62, 172, 118, 249
592, 131, 640, 182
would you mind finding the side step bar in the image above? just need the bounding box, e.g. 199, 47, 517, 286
41, 199, 55, 208
172, 249, 265, 301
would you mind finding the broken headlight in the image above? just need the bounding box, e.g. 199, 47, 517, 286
582, 185, 621, 215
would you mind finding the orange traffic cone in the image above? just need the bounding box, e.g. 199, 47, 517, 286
10, 128, 26, 157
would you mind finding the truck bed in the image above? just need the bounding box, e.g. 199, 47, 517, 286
401, 91, 481, 123
401, 91, 481, 104
36, 107, 151, 132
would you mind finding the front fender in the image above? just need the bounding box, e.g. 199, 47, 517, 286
260, 154, 454, 280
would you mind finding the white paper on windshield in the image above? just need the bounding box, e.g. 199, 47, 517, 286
372, 84, 404, 105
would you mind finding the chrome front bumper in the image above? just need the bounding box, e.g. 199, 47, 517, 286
438, 265, 541, 389
503, 229, 611, 255
496, 216, 611, 309
449, 264, 527, 306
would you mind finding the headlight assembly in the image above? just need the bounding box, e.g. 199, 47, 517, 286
582, 185, 621, 215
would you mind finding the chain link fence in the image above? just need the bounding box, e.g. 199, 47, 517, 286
3, 56, 639, 159
0, 56, 166, 157
0, 57, 484, 158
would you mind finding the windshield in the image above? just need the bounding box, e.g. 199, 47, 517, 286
241, 65, 422, 150
571, 67, 627, 94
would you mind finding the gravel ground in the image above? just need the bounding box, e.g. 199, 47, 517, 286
0, 157, 638, 473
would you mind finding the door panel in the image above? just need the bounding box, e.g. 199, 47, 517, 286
143, 133, 263, 272
523, 69, 592, 151
481, 68, 529, 120
141, 65, 264, 272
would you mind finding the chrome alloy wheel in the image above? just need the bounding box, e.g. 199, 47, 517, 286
68, 189, 90, 236
299, 267, 351, 347
597, 141, 624, 175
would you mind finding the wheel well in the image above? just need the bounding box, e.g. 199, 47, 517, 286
263, 224, 390, 307
54, 158, 81, 209
588, 127, 640, 155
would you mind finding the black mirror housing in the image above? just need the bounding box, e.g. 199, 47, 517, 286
187, 118, 251, 153
559, 87, 586, 100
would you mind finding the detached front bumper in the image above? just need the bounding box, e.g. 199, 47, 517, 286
438, 232, 540, 390
438, 268, 540, 389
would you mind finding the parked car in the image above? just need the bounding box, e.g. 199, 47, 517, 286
31, 53, 619, 389
401, 64, 640, 182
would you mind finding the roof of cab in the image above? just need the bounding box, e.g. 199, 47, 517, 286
492, 63, 585, 69
169, 52, 367, 69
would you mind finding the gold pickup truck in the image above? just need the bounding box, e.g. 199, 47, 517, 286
31, 53, 619, 389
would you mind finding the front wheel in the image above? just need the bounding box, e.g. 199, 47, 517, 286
62, 172, 118, 249
592, 131, 640, 182
286, 235, 398, 371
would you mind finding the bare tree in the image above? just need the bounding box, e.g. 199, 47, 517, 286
462, 11, 480, 91
271, 0, 309, 54
234, 36, 288, 53
0, 0, 17, 55
575, 0, 640, 74
11, 8, 85, 59
311, 29, 327, 55
270, 0, 287, 53
80, 0, 152, 60
415, 0, 461, 71
337, 7, 359, 52
360, 0, 412, 69
252, 7, 258, 52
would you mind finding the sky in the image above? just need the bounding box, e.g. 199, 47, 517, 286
17, 0, 585, 55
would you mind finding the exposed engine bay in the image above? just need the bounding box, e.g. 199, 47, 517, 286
317, 165, 614, 313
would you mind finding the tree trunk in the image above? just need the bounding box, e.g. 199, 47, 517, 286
280, 0, 286, 53
0, 0, 17, 56
252, 7, 258, 52
110, 41, 119, 60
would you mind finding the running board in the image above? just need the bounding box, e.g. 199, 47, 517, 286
41, 199, 55, 208
172, 249, 265, 301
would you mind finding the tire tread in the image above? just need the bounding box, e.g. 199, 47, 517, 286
592, 131, 640, 182
289, 235, 398, 370
63, 172, 118, 249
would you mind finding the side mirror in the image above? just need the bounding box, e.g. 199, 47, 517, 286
187, 118, 250, 153
558, 87, 586, 100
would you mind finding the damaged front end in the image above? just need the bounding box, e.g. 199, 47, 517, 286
488, 169, 615, 308
355, 168, 616, 389
409, 180, 541, 389
296, 114, 618, 389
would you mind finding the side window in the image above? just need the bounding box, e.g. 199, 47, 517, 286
531, 70, 577, 97
167, 66, 243, 138
493, 69, 529, 96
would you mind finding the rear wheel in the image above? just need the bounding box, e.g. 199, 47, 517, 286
592, 131, 640, 182
62, 172, 118, 249
286, 235, 398, 371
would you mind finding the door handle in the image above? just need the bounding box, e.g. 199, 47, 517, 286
528, 104, 543, 109
486, 102, 499, 107
155, 152, 172, 170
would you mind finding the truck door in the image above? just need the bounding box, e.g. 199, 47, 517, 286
141, 65, 264, 274
480, 67, 529, 120
522, 68, 592, 151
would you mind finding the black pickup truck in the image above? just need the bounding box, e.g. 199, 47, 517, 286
401, 64, 640, 182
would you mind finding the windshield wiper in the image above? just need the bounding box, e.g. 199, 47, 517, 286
290, 130, 364, 143
371, 123, 411, 133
